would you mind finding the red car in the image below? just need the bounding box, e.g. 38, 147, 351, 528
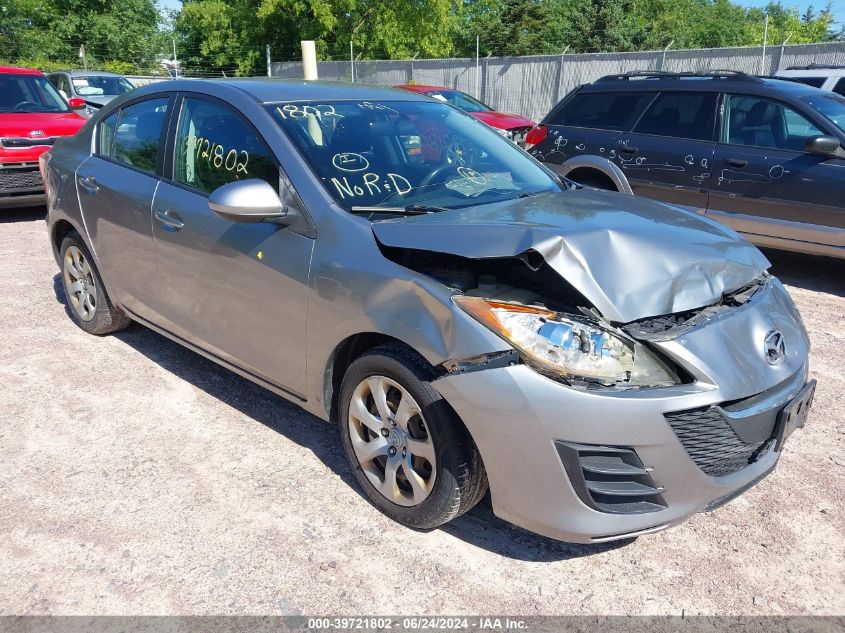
395, 84, 535, 145
1, 66, 87, 208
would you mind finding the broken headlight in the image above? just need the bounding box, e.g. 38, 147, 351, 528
453, 297, 680, 388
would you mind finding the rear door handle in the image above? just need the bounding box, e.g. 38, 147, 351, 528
78, 175, 99, 194
618, 143, 638, 154
154, 209, 185, 231
726, 158, 748, 169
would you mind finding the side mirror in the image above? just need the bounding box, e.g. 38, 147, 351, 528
67, 97, 86, 109
805, 135, 845, 158
208, 179, 288, 224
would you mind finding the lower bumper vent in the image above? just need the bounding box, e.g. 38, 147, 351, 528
664, 407, 769, 477
0, 165, 43, 194
556, 442, 667, 514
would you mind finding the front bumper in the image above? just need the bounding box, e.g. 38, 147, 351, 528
0, 162, 45, 208
434, 278, 811, 543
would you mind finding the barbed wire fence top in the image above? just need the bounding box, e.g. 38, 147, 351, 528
269, 41, 845, 121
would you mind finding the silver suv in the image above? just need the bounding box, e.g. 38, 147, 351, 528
41, 79, 814, 543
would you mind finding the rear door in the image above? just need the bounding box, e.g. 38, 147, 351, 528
707, 93, 845, 248
76, 95, 172, 320
612, 90, 718, 211
532, 90, 652, 169
150, 94, 313, 398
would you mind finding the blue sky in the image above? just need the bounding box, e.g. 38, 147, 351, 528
734, 0, 844, 27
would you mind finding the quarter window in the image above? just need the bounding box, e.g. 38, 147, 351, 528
833, 78, 845, 98
633, 91, 717, 141
97, 111, 118, 157
173, 98, 278, 195
549, 92, 652, 131
722, 95, 824, 151
111, 98, 169, 173
791, 77, 827, 89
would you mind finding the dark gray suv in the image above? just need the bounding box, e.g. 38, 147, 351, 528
527, 71, 845, 259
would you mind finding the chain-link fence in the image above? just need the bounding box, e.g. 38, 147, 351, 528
271, 41, 845, 121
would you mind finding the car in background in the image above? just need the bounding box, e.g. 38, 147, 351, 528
47, 70, 135, 118
42, 78, 813, 544
527, 70, 845, 259
395, 84, 535, 145
775, 64, 845, 96
1, 65, 86, 208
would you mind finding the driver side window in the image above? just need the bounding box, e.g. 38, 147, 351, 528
173, 97, 279, 195
723, 95, 824, 151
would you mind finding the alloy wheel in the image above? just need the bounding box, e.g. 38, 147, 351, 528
63, 245, 97, 322
347, 375, 437, 507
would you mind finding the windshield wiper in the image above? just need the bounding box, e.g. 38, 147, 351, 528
350, 204, 451, 216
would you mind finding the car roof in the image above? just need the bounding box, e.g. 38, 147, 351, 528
52, 70, 126, 77
580, 73, 826, 98
134, 78, 432, 104
0, 65, 42, 75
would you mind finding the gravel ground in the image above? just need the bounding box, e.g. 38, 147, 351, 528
0, 207, 843, 616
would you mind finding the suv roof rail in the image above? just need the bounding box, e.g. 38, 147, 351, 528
785, 63, 845, 71
597, 69, 764, 83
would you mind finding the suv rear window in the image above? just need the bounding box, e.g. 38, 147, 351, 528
633, 92, 717, 141
549, 91, 652, 131
791, 77, 827, 89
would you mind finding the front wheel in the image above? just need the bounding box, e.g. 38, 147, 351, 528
338, 344, 487, 529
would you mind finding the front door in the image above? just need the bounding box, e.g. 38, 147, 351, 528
611, 90, 717, 211
76, 96, 171, 321
150, 95, 313, 397
708, 93, 845, 248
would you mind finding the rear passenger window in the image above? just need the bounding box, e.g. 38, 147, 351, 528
633, 92, 717, 141
173, 97, 278, 195
111, 98, 169, 173
834, 78, 845, 98
550, 92, 652, 131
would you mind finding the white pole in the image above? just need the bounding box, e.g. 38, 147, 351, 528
350, 40, 354, 82
761, 13, 769, 74
301, 40, 318, 80
171, 39, 177, 78
266, 44, 271, 77
475, 35, 480, 98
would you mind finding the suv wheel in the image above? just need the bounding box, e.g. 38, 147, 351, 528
60, 232, 130, 335
338, 344, 487, 529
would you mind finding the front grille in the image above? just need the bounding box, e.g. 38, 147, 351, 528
665, 407, 771, 477
0, 137, 57, 149
0, 166, 43, 193
556, 442, 667, 514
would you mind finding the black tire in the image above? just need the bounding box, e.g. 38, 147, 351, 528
338, 343, 487, 530
59, 231, 130, 335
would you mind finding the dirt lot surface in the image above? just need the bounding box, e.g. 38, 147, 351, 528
0, 207, 843, 616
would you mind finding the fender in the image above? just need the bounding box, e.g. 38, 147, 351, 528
554, 155, 633, 195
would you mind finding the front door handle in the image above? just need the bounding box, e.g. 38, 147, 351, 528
726, 158, 748, 169
154, 209, 185, 231
78, 175, 99, 194
618, 143, 638, 154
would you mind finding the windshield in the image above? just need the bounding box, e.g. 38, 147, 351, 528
72, 75, 134, 97
267, 100, 559, 212
424, 90, 492, 113
0, 74, 70, 113
801, 93, 845, 133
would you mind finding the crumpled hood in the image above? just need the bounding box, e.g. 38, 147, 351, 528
371, 189, 770, 323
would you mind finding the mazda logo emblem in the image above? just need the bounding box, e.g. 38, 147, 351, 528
764, 329, 786, 365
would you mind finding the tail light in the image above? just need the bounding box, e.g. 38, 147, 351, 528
524, 125, 548, 150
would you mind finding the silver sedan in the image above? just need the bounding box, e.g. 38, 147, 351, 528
41, 79, 814, 543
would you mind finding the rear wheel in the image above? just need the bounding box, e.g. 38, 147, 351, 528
60, 232, 130, 335
568, 169, 619, 192
338, 344, 487, 529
